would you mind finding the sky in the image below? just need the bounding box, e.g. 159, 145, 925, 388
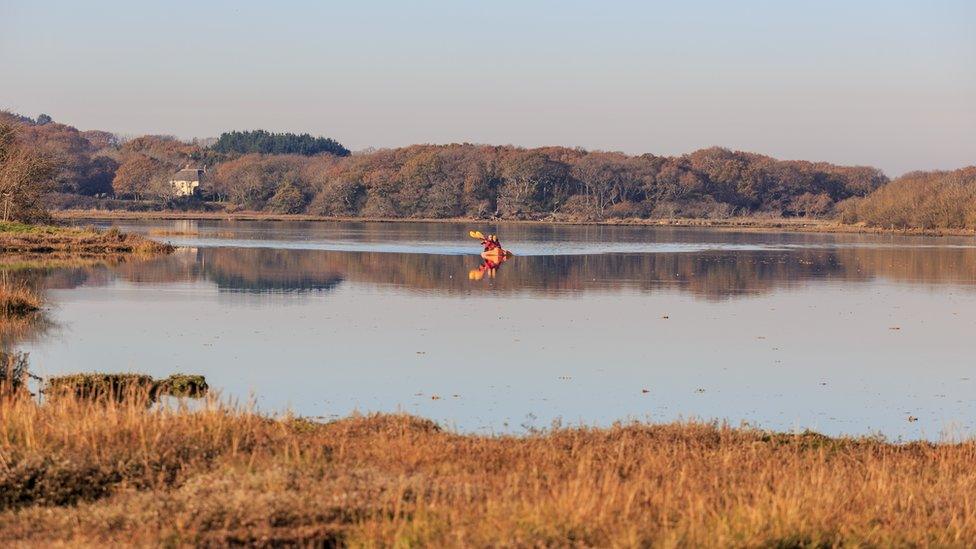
1, 0, 973, 176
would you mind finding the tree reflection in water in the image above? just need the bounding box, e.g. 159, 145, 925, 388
21, 241, 976, 301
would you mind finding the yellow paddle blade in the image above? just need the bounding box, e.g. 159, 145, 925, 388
468, 230, 484, 240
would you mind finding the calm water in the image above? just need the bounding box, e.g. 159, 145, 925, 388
15, 220, 976, 440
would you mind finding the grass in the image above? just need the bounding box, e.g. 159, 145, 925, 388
1, 396, 976, 546
0, 283, 41, 317
0, 222, 174, 256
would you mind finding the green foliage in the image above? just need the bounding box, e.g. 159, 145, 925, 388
212, 130, 350, 157
155, 374, 209, 398
45, 373, 156, 402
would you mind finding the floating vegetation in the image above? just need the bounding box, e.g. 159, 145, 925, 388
44, 372, 208, 403
153, 374, 209, 398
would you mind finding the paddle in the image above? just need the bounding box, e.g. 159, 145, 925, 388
468, 230, 485, 240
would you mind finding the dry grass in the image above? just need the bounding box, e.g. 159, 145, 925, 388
1, 396, 976, 547
0, 283, 41, 317
0, 222, 173, 256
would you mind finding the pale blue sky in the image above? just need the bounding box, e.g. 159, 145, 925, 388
1, 0, 973, 175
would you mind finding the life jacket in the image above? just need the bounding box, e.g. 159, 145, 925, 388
482, 238, 501, 251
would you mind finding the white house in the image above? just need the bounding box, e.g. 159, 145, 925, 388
170, 167, 204, 197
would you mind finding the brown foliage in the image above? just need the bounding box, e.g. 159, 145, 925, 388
0, 124, 57, 223
0, 112, 117, 196
3, 110, 896, 221
841, 167, 976, 229
111, 154, 167, 199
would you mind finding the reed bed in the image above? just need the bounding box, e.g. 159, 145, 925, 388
1, 394, 976, 547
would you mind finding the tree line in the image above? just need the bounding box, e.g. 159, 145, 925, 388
2, 110, 972, 228
211, 130, 350, 157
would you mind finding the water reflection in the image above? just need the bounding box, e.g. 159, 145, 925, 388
16, 221, 976, 439
27, 243, 976, 300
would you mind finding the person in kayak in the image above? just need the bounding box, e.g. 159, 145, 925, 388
468, 231, 510, 280
481, 234, 502, 252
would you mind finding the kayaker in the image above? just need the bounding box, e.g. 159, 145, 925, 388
481, 234, 502, 252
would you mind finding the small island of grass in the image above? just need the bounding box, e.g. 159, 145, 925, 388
0, 221, 173, 256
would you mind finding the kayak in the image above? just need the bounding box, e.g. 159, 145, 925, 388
481, 248, 512, 261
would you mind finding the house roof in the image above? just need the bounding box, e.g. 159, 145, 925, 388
171, 168, 203, 182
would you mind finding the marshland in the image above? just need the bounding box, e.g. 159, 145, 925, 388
4, 394, 976, 547
2, 219, 975, 546
3, 1, 976, 541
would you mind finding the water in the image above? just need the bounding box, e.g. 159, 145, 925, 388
16, 220, 976, 440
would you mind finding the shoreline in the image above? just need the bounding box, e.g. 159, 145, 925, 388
53, 209, 976, 238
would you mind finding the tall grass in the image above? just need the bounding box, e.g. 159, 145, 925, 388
1, 395, 976, 546
0, 282, 41, 317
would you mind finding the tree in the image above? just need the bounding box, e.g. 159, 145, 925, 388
112, 154, 166, 199
571, 152, 632, 216
268, 183, 307, 214
498, 151, 570, 218
0, 124, 56, 222
35, 114, 52, 126
78, 156, 118, 195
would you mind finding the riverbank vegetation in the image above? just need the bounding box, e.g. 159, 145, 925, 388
1, 396, 975, 546
0, 111, 884, 218
840, 167, 976, 230
5, 110, 973, 231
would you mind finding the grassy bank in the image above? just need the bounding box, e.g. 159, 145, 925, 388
0, 221, 173, 256
1, 397, 975, 546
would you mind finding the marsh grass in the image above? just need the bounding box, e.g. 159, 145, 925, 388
0, 222, 173, 256
0, 283, 40, 317
1, 395, 976, 546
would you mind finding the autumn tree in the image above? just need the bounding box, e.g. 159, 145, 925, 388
498, 151, 570, 217
0, 124, 56, 222
112, 154, 166, 199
